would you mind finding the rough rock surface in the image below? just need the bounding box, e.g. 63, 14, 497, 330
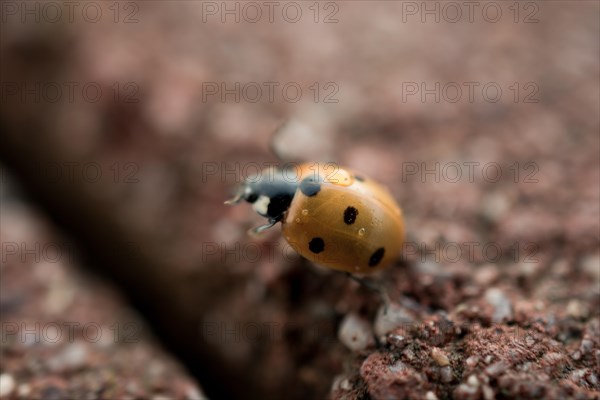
1, 2, 598, 399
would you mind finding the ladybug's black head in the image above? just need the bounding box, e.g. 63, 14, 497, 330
225, 167, 298, 221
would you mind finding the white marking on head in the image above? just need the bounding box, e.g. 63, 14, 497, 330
253, 195, 270, 216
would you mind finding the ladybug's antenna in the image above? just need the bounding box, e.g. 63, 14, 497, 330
223, 195, 242, 206
224, 194, 242, 205
224, 186, 244, 205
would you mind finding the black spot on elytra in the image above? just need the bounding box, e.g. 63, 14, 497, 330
343, 206, 359, 225
354, 175, 365, 182
308, 237, 325, 254
300, 176, 321, 197
368, 247, 385, 267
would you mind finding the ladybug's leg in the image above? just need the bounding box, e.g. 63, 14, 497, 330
248, 218, 279, 236
345, 273, 391, 315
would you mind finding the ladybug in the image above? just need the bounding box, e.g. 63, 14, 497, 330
226, 162, 405, 274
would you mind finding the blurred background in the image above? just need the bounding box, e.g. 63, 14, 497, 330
1, 1, 599, 399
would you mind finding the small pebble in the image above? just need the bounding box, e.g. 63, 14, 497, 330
185, 386, 206, 400
425, 391, 439, 400
543, 352, 564, 364
551, 259, 570, 276
331, 375, 344, 392
44, 278, 76, 315
18, 383, 31, 397
440, 366, 453, 383
482, 384, 494, 400
485, 355, 494, 364
481, 191, 510, 222
462, 285, 480, 297
485, 361, 507, 377
338, 313, 374, 352
534, 300, 545, 311
270, 119, 334, 163
570, 369, 587, 384
0, 374, 15, 397
518, 262, 541, 278
566, 300, 588, 319
389, 360, 408, 373
465, 356, 479, 368
47, 343, 88, 372
374, 302, 414, 338
402, 347, 415, 361
340, 378, 351, 391
580, 339, 593, 354
467, 375, 479, 387
431, 347, 450, 366
415, 260, 444, 276
581, 255, 600, 281
485, 288, 513, 323
474, 265, 499, 286
388, 334, 407, 349
454, 383, 479, 397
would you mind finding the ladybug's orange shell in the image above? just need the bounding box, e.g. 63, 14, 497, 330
282, 163, 405, 274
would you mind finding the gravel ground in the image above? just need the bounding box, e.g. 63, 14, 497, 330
1, 1, 598, 399
0, 194, 204, 399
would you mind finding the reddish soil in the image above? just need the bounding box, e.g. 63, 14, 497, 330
1, 2, 598, 399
